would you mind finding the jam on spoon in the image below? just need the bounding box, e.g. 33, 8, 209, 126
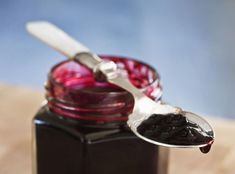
137, 113, 214, 153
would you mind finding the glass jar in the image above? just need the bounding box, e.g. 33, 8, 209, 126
33, 55, 168, 174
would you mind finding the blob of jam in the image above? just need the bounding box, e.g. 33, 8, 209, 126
137, 113, 214, 153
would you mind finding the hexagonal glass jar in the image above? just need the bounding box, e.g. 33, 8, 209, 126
33, 55, 168, 174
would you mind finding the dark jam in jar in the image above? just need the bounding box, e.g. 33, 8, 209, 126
33, 56, 167, 174
137, 113, 214, 153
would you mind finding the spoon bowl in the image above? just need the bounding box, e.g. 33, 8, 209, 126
128, 99, 214, 148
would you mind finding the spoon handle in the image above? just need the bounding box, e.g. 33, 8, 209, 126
26, 21, 92, 59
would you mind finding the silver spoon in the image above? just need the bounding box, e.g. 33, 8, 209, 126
26, 21, 214, 148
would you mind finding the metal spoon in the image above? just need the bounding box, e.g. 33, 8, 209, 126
26, 21, 214, 148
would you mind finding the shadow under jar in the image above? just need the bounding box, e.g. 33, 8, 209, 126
33, 55, 168, 174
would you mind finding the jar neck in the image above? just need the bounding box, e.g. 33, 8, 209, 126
46, 56, 162, 123
46, 84, 134, 123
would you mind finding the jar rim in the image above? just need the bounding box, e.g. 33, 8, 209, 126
48, 55, 161, 95
46, 55, 162, 122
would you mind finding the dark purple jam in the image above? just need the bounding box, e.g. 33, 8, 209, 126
137, 113, 214, 153
199, 144, 213, 153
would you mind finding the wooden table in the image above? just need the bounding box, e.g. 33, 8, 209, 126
0, 84, 235, 174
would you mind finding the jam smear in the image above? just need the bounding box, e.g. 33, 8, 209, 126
137, 113, 214, 153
